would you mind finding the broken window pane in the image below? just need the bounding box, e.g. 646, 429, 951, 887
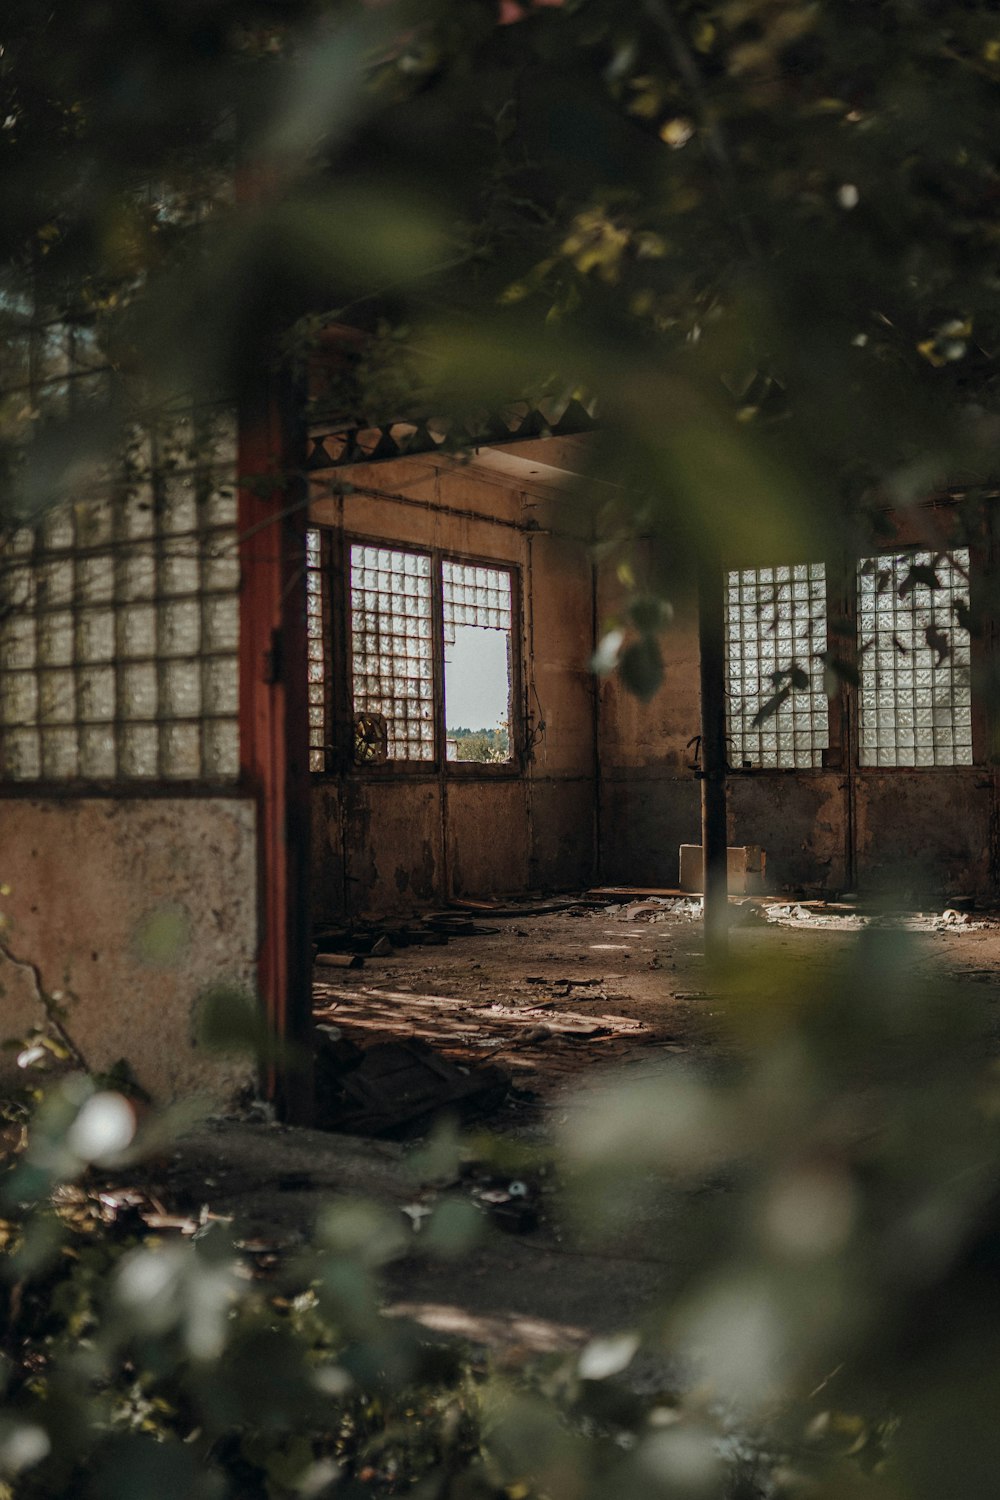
857, 549, 973, 767
349, 542, 434, 761
442, 560, 513, 762
725, 562, 829, 769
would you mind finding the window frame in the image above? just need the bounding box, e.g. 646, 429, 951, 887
722, 535, 987, 775
855, 546, 977, 770
309, 526, 524, 779
724, 560, 835, 773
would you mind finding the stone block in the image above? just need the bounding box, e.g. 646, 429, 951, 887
678, 843, 766, 895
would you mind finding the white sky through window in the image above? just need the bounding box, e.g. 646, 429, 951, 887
444, 626, 510, 731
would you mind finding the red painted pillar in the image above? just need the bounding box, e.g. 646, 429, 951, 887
238, 374, 314, 1122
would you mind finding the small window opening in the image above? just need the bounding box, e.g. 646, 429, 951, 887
442, 561, 513, 763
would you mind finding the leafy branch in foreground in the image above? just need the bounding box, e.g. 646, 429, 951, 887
5, 923, 1000, 1498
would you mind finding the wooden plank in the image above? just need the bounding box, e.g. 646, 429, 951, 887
588, 886, 688, 898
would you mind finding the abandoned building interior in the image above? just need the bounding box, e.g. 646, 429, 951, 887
0, 323, 998, 1110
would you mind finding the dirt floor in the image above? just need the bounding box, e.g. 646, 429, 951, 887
122, 892, 1000, 1356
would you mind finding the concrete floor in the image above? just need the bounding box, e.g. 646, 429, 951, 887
138, 895, 1000, 1354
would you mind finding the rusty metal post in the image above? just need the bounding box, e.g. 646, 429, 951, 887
698, 549, 729, 959
238, 370, 314, 1124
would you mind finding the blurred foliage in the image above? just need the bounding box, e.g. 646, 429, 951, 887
5, 4, 1000, 1497
449, 728, 510, 763
5, 929, 1000, 1497
4, 0, 999, 666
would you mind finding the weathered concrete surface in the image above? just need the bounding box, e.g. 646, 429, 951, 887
599, 773, 701, 888
342, 778, 442, 917
728, 773, 847, 894
0, 797, 257, 1103
151, 1117, 692, 1352
310, 783, 346, 922
527, 777, 596, 891
595, 567, 704, 888
447, 779, 529, 897
855, 769, 991, 899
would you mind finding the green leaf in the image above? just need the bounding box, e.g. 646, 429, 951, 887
131, 904, 192, 967
626, 594, 673, 633
422, 1198, 483, 1258
195, 984, 264, 1055
821, 654, 859, 696
618, 635, 663, 701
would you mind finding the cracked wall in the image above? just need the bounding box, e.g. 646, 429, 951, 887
0, 797, 257, 1101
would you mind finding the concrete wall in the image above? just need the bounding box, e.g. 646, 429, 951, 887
727, 773, 848, 893
0, 797, 258, 1102
307, 463, 998, 909
595, 564, 703, 888
308, 446, 598, 919
854, 769, 992, 900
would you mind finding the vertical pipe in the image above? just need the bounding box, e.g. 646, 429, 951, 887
698, 550, 729, 958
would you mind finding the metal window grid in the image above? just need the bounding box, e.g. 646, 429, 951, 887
858, 549, 973, 767
442, 560, 513, 640
725, 563, 829, 769
306, 528, 328, 773
0, 411, 240, 782
349, 543, 435, 761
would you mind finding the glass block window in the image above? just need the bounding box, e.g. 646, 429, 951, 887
0, 410, 240, 781
725, 563, 829, 769
858, 549, 973, 767
349, 543, 434, 761
306, 528, 329, 773
442, 560, 514, 763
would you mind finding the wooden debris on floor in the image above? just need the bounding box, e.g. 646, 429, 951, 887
313, 982, 650, 1095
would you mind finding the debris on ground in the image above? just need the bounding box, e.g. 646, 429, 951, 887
760, 900, 995, 932
600, 897, 703, 922
314, 952, 363, 970
314, 981, 650, 1096
765, 902, 816, 924
472, 1179, 540, 1233
314, 1034, 509, 1137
